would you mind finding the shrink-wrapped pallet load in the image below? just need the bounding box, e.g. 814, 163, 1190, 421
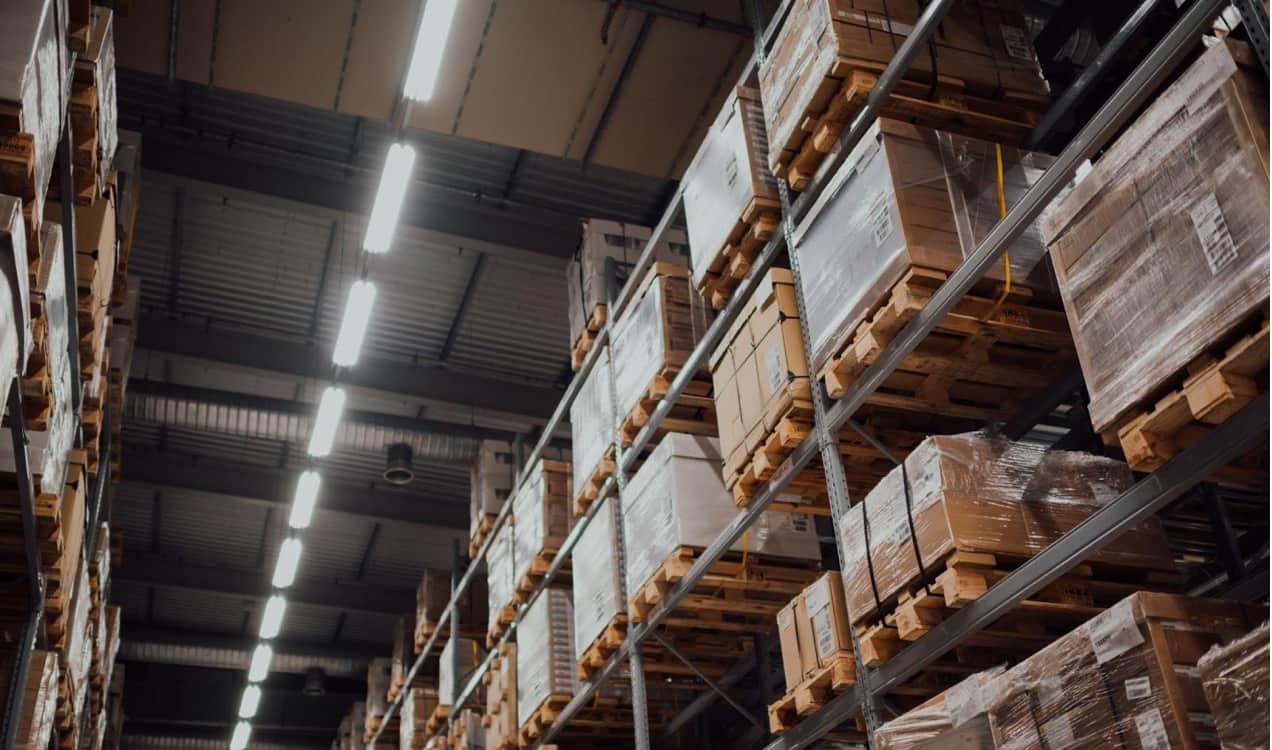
510, 458, 571, 595
1039, 40, 1269, 458
399, 686, 439, 750
469, 440, 514, 540
486, 523, 516, 642
365, 657, 392, 737
840, 433, 1175, 627
515, 589, 577, 729
566, 218, 689, 364
439, 637, 481, 708
571, 497, 624, 671
484, 644, 517, 750
414, 567, 487, 653
0, 196, 28, 412
71, 6, 118, 197
1198, 621, 1269, 750
682, 87, 780, 307
874, 666, 1005, 750
11, 649, 58, 750
568, 345, 617, 513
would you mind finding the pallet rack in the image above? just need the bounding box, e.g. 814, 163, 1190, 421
0, 34, 111, 749
368, 1, 1271, 748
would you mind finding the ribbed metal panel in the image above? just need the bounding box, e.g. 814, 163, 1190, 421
158, 489, 274, 570
148, 587, 252, 636
362, 523, 465, 590
126, 737, 316, 750
279, 601, 342, 644
299, 513, 379, 585
117, 639, 366, 678
338, 611, 397, 646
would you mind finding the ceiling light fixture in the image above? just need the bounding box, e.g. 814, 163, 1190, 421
362, 143, 416, 254
230, 721, 252, 750
332, 280, 377, 367
272, 538, 303, 588
259, 595, 288, 640
307, 387, 346, 457
238, 685, 262, 719
403, 0, 461, 102
288, 470, 321, 529
248, 644, 273, 682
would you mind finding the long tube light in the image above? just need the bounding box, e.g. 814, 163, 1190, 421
403, 0, 461, 102
308, 387, 346, 457
272, 538, 303, 588
333, 280, 377, 367
230, 721, 252, 750
260, 596, 287, 640
248, 644, 273, 682
363, 144, 416, 254
288, 470, 321, 529
238, 685, 262, 719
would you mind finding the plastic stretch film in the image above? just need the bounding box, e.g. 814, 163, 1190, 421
366, 657, 393, 725
1040, 39, 1270, 434
1198, 621, 1269, 750
566, 218, 689, 347
80, 7, 118, 188
569, 345, 616, 503
14, 650, 58, 750
840, 433, 1175, 626
622, 433, 820, 598
66, 562, 92, 721
0, 0, 70, 229
470, 440, 514, 532
682, 86, 779, 289
486, 523, 515, 634
610, 265, 713, 426
511, 459, 571, 591
793, 118, 1054, 372
985, 593, 1264, 750
875, 666, 1006, 750
571, 496, 624, 661
0, 197, 26, 410
516, 588, 577, 727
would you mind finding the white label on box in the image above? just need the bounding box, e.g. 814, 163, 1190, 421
1125, 676, 1153, 701
1000, 25, 1034, 61
766, 346, 786, 392
777, 607, 793, 629
1135, 708, 1171, 749
1041, 713, 1077, 749
803, 578, 836, 659
1189, 192, 1238, 275
1087, 599, 1144, 664
868, 196, 894, 248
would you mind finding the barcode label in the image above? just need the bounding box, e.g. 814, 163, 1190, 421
1125, 676, 1153, 701
868, 197, 894, 247
1135, 709, 1171, 749
766, 346, 785, 392
813, 611, 835, 658
1189, 192, 1238, 275
1000, 25, 1034, 61
1087, 599, 1144, 664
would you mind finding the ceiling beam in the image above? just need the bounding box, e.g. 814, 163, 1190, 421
123, 732, 328, 750
119, 625, 379, 678
121, 446, 469, 528
136, 314, 563, 420
116, 552, 415, 614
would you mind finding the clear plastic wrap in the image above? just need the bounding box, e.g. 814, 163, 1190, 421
840, 433, 1175, 625
366, 657, 393, 723
622, 433, 820, 596
571, 496, 624, 660
515, 588, 577, 727
486, 523, 515, 633
0, 195, 31, 367
609, 265, 712, 424
758, 0, 1048, 176
1040, 40, 1270, 433
510, 459, 571, 590
1198, 621, 1269, 750
682, 87, 779, 288
399, 686, 439, 750
439, 637, 480, 706
569, 345, 616, 502
876, 665, 1005, 750
0, 0, 70, 228
15, 650, 58, 750
566, 218, 690, 347
984, 592, 1264, 750
792, 118, 1053, 371
485, 643, 517, 750
470, 440, 514, 531
82, 8, 117, 187
68, 561, 92, 720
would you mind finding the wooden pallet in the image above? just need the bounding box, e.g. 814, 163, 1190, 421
576, 615, 627, 680
725, 380, 827, 512
513, 550, 570, 602
570, 304, 608, 371
413, 620, 486, 655
517, 695, 570, 746
853, 550, 1179, 669
361, 715, 383, 744
1109, 317, 1268, 479
571, 445, 615, 518
767, 654, 859, 734
696, 196, 782, 310
486, 602, 517, 649
779, 64, 1047, 191
618, 364, 717, 447
423, 703, 450, 736
467, 513, 497, 558
516, 695, 631, 747
819, 268, 1074, 421
628, 546, 820, 632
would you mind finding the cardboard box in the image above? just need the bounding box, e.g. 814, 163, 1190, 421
510, 458, 571, 589
776, 601, 804, 690
565, 218, 689, 348
803, 571, 853, 668
515, 589, 577, 726
439, 637, 481, 707
469, 440, 514, 531
1040, 40, 1270, 434
875, 666, 1004, 750
1199, 622, 1269, 750
569, 346, 616, 503
571, 497, 624, 661
792, 118, 1054, 372
486, 524, 516, 633
794, 595, 819, 679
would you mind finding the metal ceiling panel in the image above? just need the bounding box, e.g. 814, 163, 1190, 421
148, 586, 253, 636
338, 611, 398, 646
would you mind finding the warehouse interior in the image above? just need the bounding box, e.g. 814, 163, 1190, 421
0, 1, 1269, 750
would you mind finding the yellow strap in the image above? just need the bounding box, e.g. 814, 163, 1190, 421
981, 143, 1012, 322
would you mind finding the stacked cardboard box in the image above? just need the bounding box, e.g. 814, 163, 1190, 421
0, 195, 32, 394
6, 649, 58, 750
568, 345, 616, 516
776, 572, 855, 690
485, 523, 516, 646
874, 666, 1004, 750
566, 219, 689, 368
516, 589, 577, 732
363, 658, 394, 742
1039, 40, 1269, 470
398, 687, 439, 750
759, 0, 1048, 187
469, 440, 514, 554
414, 567, 487, 654
682, 86, 780, 308
446, 708, 484, 750
840, 434, 1175, 632
510, 458, 571, 597
1198, 621, 1268, 749
571, 497, 624, 676
439, 636, 482, 711
67, 6, 116, 203
483, 643, 517, 750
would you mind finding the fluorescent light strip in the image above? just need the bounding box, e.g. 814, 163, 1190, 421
289, 470, 321, 529
307, 387, 346, 457
248, 644, 273, 682
333, 280, 377, 367
362, 144, 416, 254
259, 596, 287, 640
231, 721, 252, 750
272, 538, 303, 588
403, 0, 461, 102
238, 685, 262, 719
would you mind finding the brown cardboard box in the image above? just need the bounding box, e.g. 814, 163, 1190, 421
875, 666, 1004, 750
1041, 40, 1270, 434
1199, 622, 1269, 750
803, 572, 853, 668
794, 595, 819, 679
776, 600, 804, 690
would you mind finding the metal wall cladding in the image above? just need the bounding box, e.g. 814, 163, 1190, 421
127, 737, 318, 750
